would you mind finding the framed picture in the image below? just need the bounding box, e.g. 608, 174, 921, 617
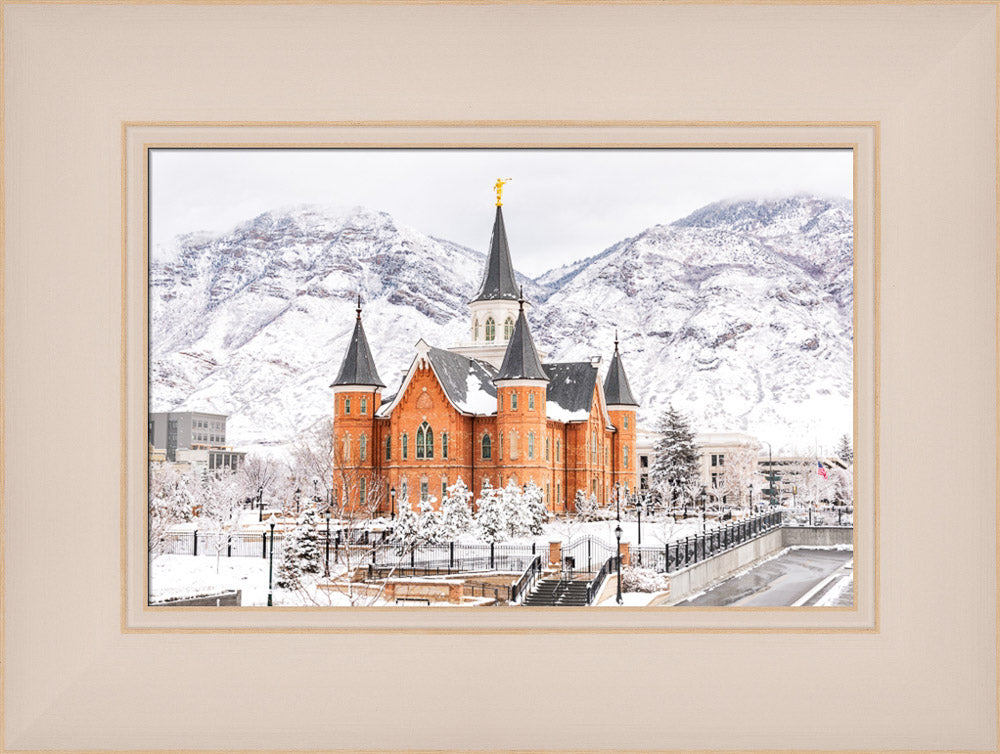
4, 2, 996, 752
143, 146, 863, 618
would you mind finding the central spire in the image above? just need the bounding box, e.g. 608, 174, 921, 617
471, 192, 520, 303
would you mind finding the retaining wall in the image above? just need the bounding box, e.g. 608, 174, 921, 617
666, 526, 852, 604
150, 590, 242, 607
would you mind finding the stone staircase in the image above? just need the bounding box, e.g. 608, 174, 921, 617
521, 577, 591, 606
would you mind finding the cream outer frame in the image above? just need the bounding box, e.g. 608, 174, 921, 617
3, 2, 997, 752
124, 124, 877, 633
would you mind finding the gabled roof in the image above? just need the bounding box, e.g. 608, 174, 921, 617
427, 347, 498, 414
495, 301, 548, 382
376, 342, 497, 417
330, 301, 385, 388
603, 338, 639, 407
471, 206, 520, 302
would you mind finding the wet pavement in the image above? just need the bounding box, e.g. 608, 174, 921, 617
676, 548, 854, 607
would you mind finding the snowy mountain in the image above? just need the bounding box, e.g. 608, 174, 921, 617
150, 196, 852, 453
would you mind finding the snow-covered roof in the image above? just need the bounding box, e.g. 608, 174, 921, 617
543, 362, 599, 423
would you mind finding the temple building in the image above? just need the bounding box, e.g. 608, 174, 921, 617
330, 184, 641, 515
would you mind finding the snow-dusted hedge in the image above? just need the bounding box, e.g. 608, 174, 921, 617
620, 565, 668, 593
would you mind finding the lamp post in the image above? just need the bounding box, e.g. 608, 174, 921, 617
699, 485, 707, 534
615, 523, 623, 605
324, 508, 331, 578
615, 482, 621, 521
390, 486, 396, 520
635, 496, 642, 550
748, 483, 754, 515
266, 514, 277, 607
765, 441, 775, 508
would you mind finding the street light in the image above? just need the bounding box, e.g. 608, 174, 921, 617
748, 483, 754, 515
324, 508, 331, 578
266, 514, 278, 607
635, 495, 642, 547
615, 482, 621, 521
764, 441, 775, 508
390, 486, 396, 520
699, 485, 707, 534
615, 523, 623, 605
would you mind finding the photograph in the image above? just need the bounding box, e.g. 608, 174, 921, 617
147, 147, 855, 609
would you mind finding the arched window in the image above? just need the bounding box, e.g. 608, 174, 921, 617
420, 478, 429, 501
400, 478, 408, 502
385, 435, 391, 460
481, 434, 492, 459
344, 397, 351, 414
503, 317, 514, 340
528, 392, 535, 410
624, 415, 629, 429
360, 434, 368, 462
499, 431, 504, 459
528, 431, 535, 459
416, 421, 434, 459
511, 392, 518, 410
360, 397, 368, 415
624, 445, 630, 468
402, 433, 409, 460
545, 437, 550, 461
473, 318, 480, 341
556, 439, 561, 462
485, 317, 496, 341
441, 432, 449, 459
342, 433, 351, 461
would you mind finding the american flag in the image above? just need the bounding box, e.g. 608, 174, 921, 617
817, 462, 828, 479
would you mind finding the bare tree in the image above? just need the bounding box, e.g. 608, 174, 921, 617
195, 471, 245, 574
148, 463, 195, 560
236, 453, 278, 516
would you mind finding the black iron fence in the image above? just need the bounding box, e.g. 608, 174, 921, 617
629, 510, 784, 573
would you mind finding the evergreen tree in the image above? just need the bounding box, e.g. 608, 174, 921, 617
574, 490, 600, 521
416, 496, 444, 545
440, 477, 474, 540
650, 404, 700, 507
475, 481, 508, 543
275, 508, 321, 588
392, 501, 422, 551
517, 482, 547, 536
835, 434, 854, 465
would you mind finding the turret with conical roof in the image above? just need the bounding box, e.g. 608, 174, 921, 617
603, 331, 640, 497
603, 331, 639, 407
495, 291, 548, 383
331, 296, 385, 389
330, 297, 383, 514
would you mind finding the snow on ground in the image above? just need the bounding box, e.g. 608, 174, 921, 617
815, 571, 853, 607
596, 590, 669, 607
149, 554, 388, 607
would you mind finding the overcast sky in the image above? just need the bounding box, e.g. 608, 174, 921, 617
150, 149, 852, 276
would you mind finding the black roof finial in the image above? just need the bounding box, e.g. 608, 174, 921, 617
614, 329, 619, 353
518, 285, 524, 312
356, 294, 362, 321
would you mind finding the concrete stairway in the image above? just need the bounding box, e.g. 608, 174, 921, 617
522, 578, 590, 606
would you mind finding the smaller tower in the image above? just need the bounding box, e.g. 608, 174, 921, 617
330, 296, 385, 513
493, 289, 550, 502
603, 331, 640, 497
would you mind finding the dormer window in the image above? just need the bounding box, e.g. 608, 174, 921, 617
503, 317, 514, 340
485, 317, 496, 342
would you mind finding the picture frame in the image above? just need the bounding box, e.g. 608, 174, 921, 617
3, 2, 996, 752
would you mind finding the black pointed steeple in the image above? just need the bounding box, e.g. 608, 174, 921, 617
330, 295, 385, 388
495, 289, 548, 382
471, 206, 520, 302
603, 331, 639, 406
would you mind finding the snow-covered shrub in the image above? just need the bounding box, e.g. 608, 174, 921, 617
620, 565, 668, 593
275, 508, 321, 588
440, 478, 474, 540
475, 481, 508, 543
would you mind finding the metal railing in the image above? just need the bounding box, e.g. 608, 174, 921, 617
586, 555, 618, 605
630, 510, 784, 573
510, 555, 543, 604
